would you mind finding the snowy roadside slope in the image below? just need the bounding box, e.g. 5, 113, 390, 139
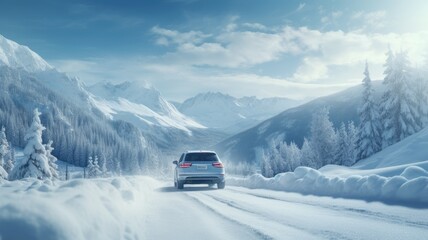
0, 177, 157, 240
228, 166, 428, 206
228, 127, 428, 206
355, 126, 428, 169
320, 126, 428, 177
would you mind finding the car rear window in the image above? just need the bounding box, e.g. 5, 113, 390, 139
184, 152, 219, 162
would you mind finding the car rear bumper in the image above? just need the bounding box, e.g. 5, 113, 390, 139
178, 174, 225, 184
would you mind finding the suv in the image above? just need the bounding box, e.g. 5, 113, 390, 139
173, 151, 225, 189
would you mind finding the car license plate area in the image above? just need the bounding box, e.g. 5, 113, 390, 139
196, 165, 207, 170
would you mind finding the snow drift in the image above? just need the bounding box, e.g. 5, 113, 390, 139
0, 177, 157, 240
228, 166, 428, 206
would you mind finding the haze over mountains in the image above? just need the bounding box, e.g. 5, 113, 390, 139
176, 92, 301, 134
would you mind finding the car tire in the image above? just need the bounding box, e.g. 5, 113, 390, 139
217, 182, 225, 189
177, 181, 184, 189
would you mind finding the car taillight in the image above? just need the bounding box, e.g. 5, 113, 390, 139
179, 162, 192, 168
212, 162, 224, 168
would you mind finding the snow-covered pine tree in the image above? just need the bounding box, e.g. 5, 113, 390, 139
261, 150, 274, 178
286, 141, 301, 171
310, 107, 337, 168
87, 156, 95, 178
356, 62, 382, 160
380, 50, 420, 148
4, 143, 14, 174
87, 155, 102, 178
106, 154, 115, 175
277, 140, 291, 173
334, 122, 348, 165
45, 140, 59, 179
94, 155, 102, 177
300, 138, 317, 168
0, 126, 9, 179
413, 73, 428, 128
344, 121, 358, 166
99, 153, 108, 177
9, 109, 52, 180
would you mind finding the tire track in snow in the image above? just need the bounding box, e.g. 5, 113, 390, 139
183, 193, 274, 240
201, 191, 351, 240
185, 192, 319, 240
226, 188, 428, 229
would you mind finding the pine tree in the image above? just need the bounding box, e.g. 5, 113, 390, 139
9, 109, 53, 180
99, 153, 108, 177
344, 121, 358, 166
261, 150, 274, 178
356, 62, 382, 160
380, 50, 420, 148
87, 155, 102, 178
310, 107, 337, 168
414, 73, 428, 128
4, 143, 14, 174
87, 156, 95, 178
286, 142, 301, 171
0, 126, 9, 179
300, 138, 317, 168
45, 140, 59, 179
334, 122, 348, 165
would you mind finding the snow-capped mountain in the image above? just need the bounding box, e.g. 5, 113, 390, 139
88, 81, 205, 133
87, 81, 229, 156
0, 34, 52, 72
177, 92, 301, 134
0, 35, 94, 110
0, 64, 149, 171
0, 35, 153, 171
215, 81, 384, 164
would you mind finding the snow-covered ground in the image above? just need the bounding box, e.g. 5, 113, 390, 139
0, 177, 155, 240
229, 126, 428, 206
1, 177, 427, 240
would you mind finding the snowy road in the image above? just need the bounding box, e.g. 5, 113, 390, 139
1, 177, 428, 240
143, 182, 428, 240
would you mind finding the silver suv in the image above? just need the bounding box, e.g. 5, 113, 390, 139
173, 151, 225, 189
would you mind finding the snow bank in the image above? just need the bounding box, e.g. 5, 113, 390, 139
228, 166, 428, 206
0, 176, 157, 240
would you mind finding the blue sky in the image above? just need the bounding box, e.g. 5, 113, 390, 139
1, 0, 427, 101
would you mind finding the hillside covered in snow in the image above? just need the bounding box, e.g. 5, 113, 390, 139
229, 126, 428, 206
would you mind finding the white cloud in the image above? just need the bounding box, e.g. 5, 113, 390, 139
153, 29, 289, 68
292, 57, 328, 82
242, 22, 267, 31
280, 27, 428, 82
296, 3, 306, 12
150, 25, 428, 85
351, 10, 386, 29
151, 26, 211, 46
